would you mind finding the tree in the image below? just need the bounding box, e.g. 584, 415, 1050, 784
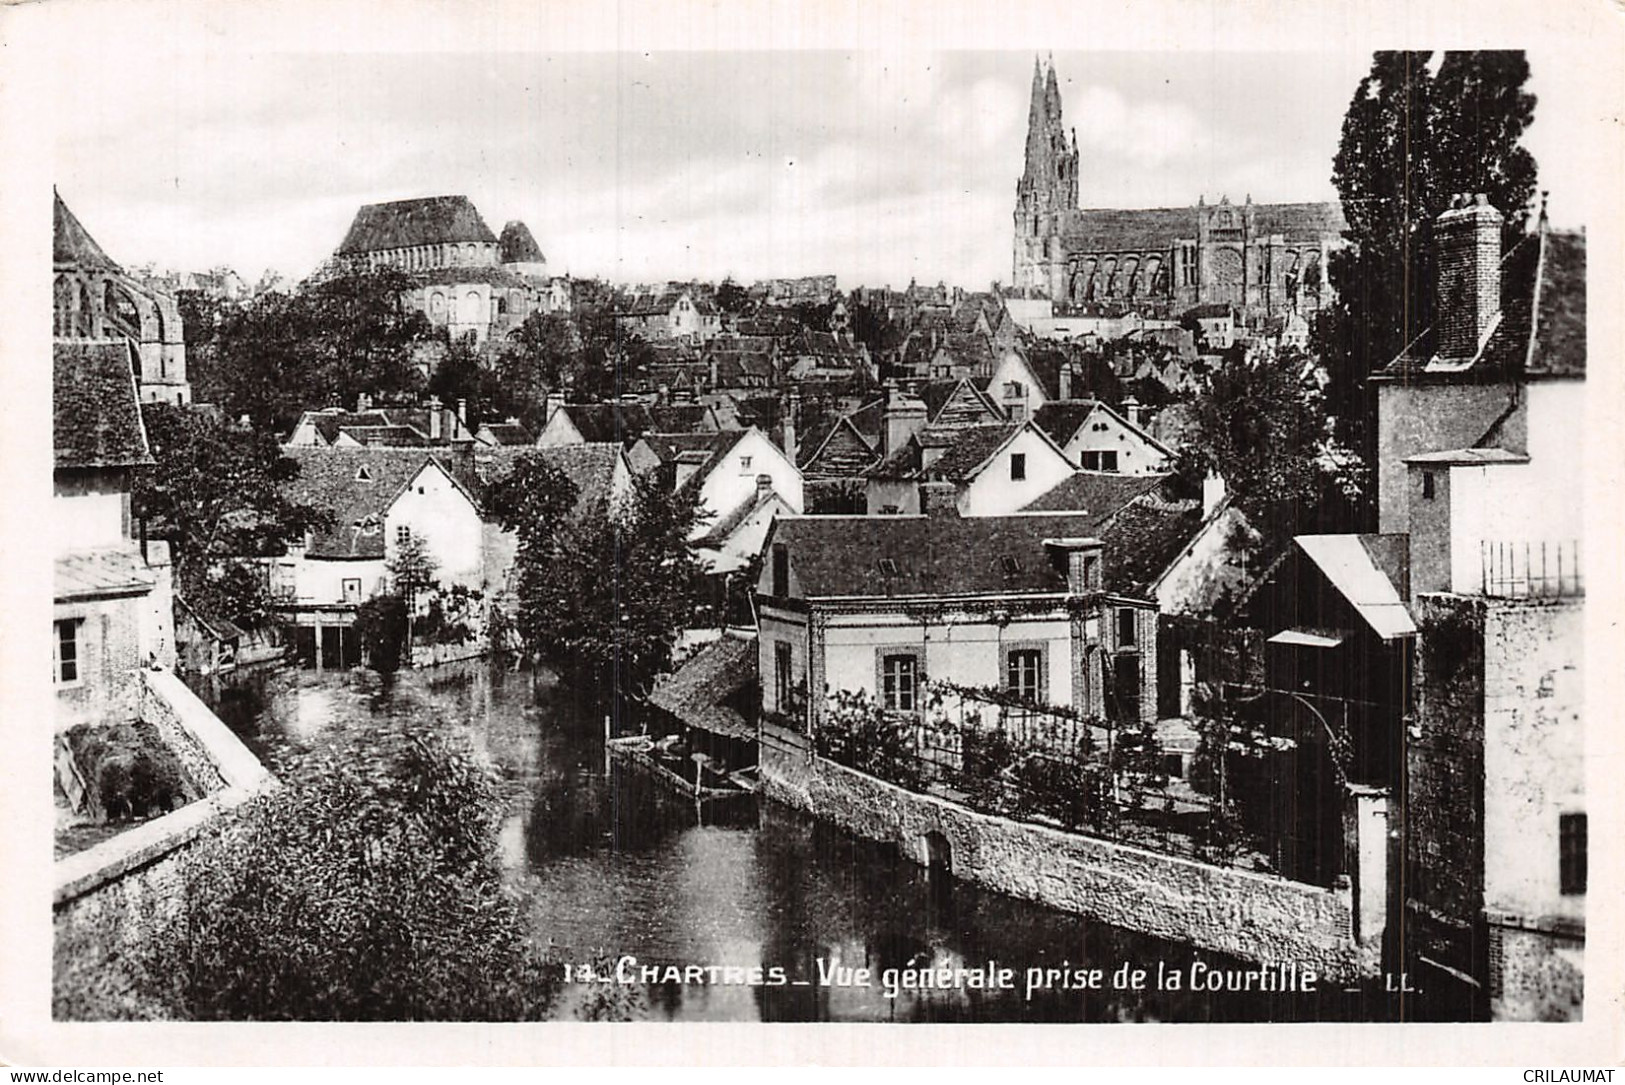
715, 279, 750, 315
199, 268, 434, 433
387, 528, 440, 650
133, 403, 328, 625
353, 594, 409, 673
1174, 344, 1361, 547
134, 716, 558, 1020
1321, 51, 1538, 523
489, 455, 707, 704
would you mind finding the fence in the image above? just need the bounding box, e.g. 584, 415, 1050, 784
813, 685, 1262, 871
1480, 539, 1582, 599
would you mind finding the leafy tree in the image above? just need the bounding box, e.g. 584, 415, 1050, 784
199, 268, 433, 433
1173, 344, 1362, 547
1321, 50, 1538, 522
425, 335, 497, 428
489, 455, 706, 704
133, 716, 558, 1020
353, 594, 409, 674
715, 279, 750, 315
133, 403, 327, 625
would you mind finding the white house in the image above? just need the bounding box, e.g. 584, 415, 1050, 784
677, 426, 804, 540
1034, 399, 1172, 474
866, 419, 1076, 518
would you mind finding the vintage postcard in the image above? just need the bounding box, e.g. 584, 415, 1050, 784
0, 0, 1620, 1068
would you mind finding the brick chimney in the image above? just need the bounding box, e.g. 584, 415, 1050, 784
1058, 361, 1073, 401
920, 480, 959, 517
1044, 537, 1105, 594
1434, 194, 1504, 360
880, 382, 927, 458
427, 394, 443, 441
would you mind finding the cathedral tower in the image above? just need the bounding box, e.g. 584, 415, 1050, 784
1013, 56, 1077, 294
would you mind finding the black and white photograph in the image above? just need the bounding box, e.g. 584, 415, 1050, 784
1, 0, 1620, 1066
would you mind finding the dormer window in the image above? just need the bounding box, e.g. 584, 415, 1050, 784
355, 465, 372, 481
1000, 556, 1022, 576
877, 558, 900, 576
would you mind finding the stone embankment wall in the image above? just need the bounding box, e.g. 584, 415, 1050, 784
762, 746, 1367, 981
53, 668, 275, 1018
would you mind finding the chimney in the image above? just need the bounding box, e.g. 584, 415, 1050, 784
658, 383, 669, 405
427, 395, 443, 441
1202, 471, 1227, 518
1123, 395, 1143, 428
880, 382, 927, 458
708, 354, 719, 389
544, 390, 565, 426
1434, 193, 1504, 360
920, 480, 959, 518
1045, 537, 1105, 595
456, 398, 468, 429
1058, 362, 1073, 402
357, 391, 372, 413
783, 392, 800, 466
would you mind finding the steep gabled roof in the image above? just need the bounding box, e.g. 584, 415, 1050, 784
476, 421, 535, 446
1093, 492, 1207, 597
920, 378, 1000, 427
281, 448, 466, 559
498, 220, 545, 264
53, 341, 152, 470
1377, 227, 1585, 382
337, 196, 497, 255
54, 191, 121, 271
564, 402, 656, 445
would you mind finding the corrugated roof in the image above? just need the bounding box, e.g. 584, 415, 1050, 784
336, 196, 497, 255
54, 340, 152, 470
55, 547, 155, 601
1294, 534, 1417, 640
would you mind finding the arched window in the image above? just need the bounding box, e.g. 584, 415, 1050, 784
54, 276, 73, 336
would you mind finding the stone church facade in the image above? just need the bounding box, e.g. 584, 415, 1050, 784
1013, 58, 1347, 319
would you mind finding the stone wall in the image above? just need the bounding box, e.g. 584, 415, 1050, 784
54, 669, 275, 1019
762, 745, 1367, 980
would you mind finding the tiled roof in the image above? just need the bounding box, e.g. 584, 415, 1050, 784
800, 400, 882, 476
339, 424, 431, 447
477, 422, 535, 446
54, 192, 120, 271
54, 341, 152, 470
281, 448, 451, 559
1093, 493, 1206, 597
636, 430, 727, 466
647, 632, 759, 741
767, 511, 1125, 599
919, 379, 999, 427
1059, 202, 1344, 254
564, 402, 656, 445
55, 547, 155, 601
1377, 227, 1585, 381
451, 443, 625, 526
406, 265, 529, 289
498, 220, 545, 264
1031, 400, 1101, 446
867, 422, 1022, 482
1021, 469, 1168, 514
337, 196, 497, 255
648, 404, 711, 433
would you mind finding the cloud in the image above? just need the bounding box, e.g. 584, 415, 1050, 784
1068, 83, 1206, 171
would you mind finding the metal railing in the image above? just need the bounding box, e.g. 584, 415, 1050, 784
1480, 539, 1582, 599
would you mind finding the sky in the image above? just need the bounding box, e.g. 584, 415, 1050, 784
48, 45, 1605, 292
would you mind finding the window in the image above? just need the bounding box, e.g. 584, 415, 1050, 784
775, 642, 794, 713
1010, 453, 1027, 481
1560, 813, 1587, 894
1117, 607, 1137, 647
1080, 451, 1120, 472
54, 619, 81, 685
342, 578, 363, 604
876, 558, 900, 576
1422, 471, 1436, 500
396, 525, 411, 547
739, 456, 752, 471
881, 653, 919, 711
771, 544, 789, 597
1004, 381, 1024, 398
1112, 654, 1142, 724
1006, 648, 1043, 703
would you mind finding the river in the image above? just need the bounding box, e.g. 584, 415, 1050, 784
206, 661, 1414, 1023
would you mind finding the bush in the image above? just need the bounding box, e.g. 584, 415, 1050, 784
353, 594, 409, 673
138, 718, 557, 1020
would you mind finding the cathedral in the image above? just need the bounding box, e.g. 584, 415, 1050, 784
1013, 57, 1346, 318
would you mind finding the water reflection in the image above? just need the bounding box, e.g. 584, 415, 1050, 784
211, 662, 1407, 1023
